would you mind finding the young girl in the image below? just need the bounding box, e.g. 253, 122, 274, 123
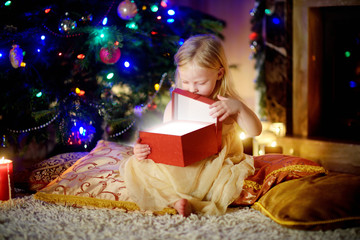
124, 34, 262, 217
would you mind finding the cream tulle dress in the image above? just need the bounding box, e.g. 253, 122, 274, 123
122, 119, 255, 215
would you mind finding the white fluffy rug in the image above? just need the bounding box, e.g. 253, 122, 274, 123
1, 195, 359, 240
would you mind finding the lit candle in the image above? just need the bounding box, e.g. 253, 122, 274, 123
0, 157, 13, 201
264, 141, 283, 154
239, 132, 253, 155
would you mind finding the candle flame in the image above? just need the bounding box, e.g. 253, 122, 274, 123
0, 157, 12, 164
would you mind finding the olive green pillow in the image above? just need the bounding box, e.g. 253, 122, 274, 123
252, 173, 360, 230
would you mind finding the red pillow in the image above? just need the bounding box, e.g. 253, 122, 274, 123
232, 154, 327, 206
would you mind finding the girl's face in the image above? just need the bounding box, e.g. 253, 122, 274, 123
178, 64, 224, 97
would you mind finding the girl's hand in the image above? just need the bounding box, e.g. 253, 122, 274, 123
209, 95, 241, 121
133, 138, 151, 160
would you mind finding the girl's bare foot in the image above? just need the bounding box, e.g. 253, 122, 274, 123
174, 199, 192, 217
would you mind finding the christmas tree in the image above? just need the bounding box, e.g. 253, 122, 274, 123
0, 0, 225, 158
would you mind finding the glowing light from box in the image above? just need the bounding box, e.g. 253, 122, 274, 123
41, 35, 46, 40
258, 149, 264, 155
270, 141, 277, 147
4, 1, 11, 7
147, 121, 212, 136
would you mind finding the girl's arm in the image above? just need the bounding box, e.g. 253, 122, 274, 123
209, 95, 262, 137
134, 100, 173, 160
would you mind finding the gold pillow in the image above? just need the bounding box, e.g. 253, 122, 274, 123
252, 173, 360, 230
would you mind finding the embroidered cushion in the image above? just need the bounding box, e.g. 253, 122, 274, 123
29, 152, 88, 191
34, 140, 175, 214
252, 173, 360, 230
232, 154, 327, 206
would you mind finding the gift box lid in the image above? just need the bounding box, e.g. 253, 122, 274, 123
171, 88, 222, 150
171, 88, 217, 124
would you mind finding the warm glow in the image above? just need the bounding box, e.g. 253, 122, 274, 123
289, 148, 294, 154
269, 122, 286, 137
154, 83, 160, 91
270, 141, 277, 147
147, 121, 212, 136
77, 54, 85, 60
258, 150, 264, 155
239, 132, 246, 140
0, 157, 11, 164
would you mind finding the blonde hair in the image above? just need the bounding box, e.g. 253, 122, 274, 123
174, 34, 239, 100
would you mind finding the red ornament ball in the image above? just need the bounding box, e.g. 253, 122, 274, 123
117, 0, 137, 20
99, 46, 121, 64
249, 32, 259, 41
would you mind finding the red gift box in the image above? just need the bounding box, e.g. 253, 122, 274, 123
139, 88, 222, 167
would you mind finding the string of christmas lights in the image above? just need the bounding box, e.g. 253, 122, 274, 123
5, 72, 172, 139
109, 119, 136, 138
6, 111, 60, 134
